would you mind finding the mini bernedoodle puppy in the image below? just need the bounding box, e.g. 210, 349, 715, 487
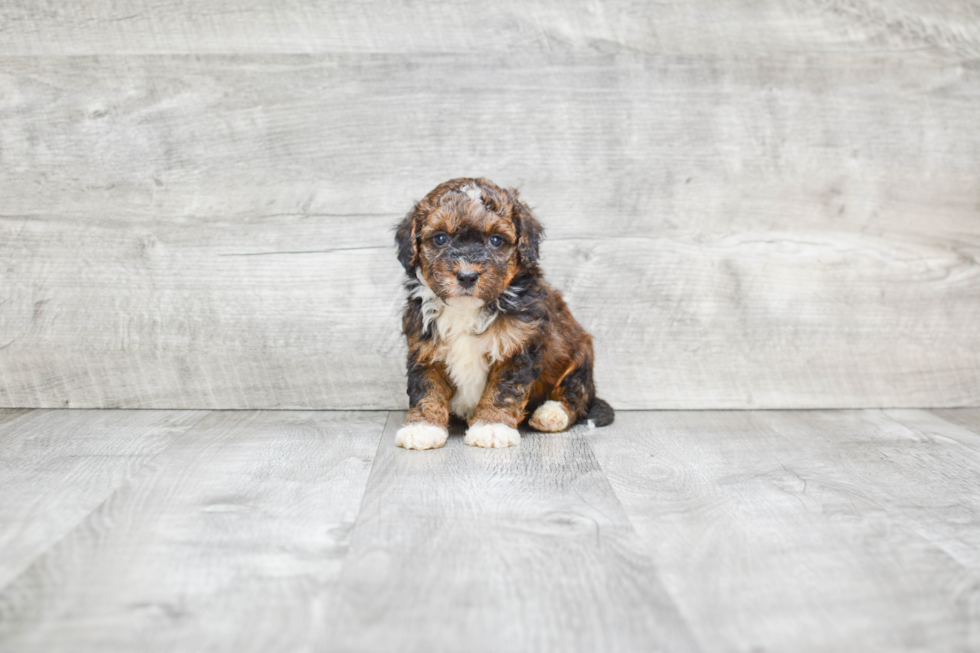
393, 177, 614, 450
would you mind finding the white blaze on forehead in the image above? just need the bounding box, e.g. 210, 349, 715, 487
462, 185, 482, 203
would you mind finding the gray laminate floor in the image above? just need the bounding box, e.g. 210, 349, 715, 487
0, 408, 978, 652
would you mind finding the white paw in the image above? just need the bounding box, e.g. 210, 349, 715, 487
395, 422, 448, 450
529, 401, 570, 432
464, 420, 521, 448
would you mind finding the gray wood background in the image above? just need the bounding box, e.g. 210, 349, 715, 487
3, 407, 979, 650
1, 0, 978, 410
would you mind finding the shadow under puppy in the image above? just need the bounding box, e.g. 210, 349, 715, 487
395, 177, 614, 449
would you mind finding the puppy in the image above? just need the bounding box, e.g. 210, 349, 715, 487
394, 177, 614, 449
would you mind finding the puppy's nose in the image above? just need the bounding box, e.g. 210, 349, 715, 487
456, 270, 480, 289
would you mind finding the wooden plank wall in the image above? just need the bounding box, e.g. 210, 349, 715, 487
1, 1, 978, 410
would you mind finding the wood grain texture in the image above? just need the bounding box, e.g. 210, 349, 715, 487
0, 408, 978, 650
1, 47, 978, 409
4, 215, 977, 409
589, 410, 980, 652
763, 409, 980, 570
324, 412, 699, 653
0, 410, 388, 652
0, 409, 32, 429
0, 214, 408, 409
2, 53, 978, 222
1, 1, 979, 410
929, 408, 980, 436
0, 409, 202, 591
1, 0, 977, 57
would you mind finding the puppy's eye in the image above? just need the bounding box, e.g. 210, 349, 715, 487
432, 233, 448, 246
488, 235, 504, 247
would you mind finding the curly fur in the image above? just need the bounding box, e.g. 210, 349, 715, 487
394, 177, 614, 449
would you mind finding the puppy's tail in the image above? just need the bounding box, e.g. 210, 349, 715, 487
584, 397, 615, 428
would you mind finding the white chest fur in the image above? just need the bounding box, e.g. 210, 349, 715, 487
435, 304, 497, 420
411, 270, 510, 420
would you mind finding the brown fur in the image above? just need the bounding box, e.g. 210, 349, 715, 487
395, 177, 612, 433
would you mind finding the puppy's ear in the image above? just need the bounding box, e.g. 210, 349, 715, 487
508, 189, 544, 266
395, 204, 421, 272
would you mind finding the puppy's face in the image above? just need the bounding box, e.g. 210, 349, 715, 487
396, 178, 543, 307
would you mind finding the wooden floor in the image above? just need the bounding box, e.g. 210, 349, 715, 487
0, 408, 978, 652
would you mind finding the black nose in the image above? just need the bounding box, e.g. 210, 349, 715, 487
456, 270, 480, 289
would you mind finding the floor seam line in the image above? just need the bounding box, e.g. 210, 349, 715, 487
0, 409, 211, 596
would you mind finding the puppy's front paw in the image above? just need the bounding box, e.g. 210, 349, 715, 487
396, 422, 449, 450
464, 420, 520, 448
529, 400, 570, 432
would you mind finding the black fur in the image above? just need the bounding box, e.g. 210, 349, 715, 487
492, 273, 549, 324
395, 177, 615, 439
405, 351, 432, 409
584, 397, 615, 427
493, 342, 544, 407
402, 291, 432, 340
395, 206, 419, 272
559, 354, 596, 420
507, 190, 543, 266
428, 227, 511, 274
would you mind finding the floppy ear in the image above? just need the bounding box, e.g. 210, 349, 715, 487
395, 204, 421, 272
508, 189, 544, 266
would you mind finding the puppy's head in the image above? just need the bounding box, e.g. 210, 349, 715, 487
395, 178, 543, 307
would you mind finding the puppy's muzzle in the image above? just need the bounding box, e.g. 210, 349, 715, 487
456, 270, 480, 289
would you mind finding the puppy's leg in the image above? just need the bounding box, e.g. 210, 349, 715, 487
465, 350, 540, 448
397, 359, 453, 450
529, 355, 595, 432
